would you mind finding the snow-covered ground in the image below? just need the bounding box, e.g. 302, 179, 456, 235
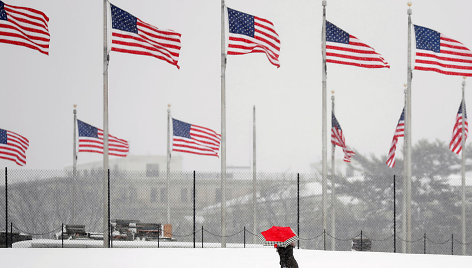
1, 247, 470, 268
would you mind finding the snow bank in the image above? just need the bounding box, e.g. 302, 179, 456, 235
1, 247, 470, 268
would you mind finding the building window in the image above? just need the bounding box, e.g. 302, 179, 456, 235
150, 188, 157, 203
181, 188, 188, 202
146, 164, 159, 177
160, 188, 167, 202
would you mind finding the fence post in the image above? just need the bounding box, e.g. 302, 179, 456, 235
193, 170, 196, 249
62, 223, 64, 248
360, 230, 363, 252
244, 226, 246, 248
393, 175, 396, 253
10, 222, 12, 248
5, 167, 7, 248
423, 233, 426, 254
297, 173, 300, 250
201, 226, 204, 248
452, 234, 454, 255
323, 229, 326, 250
158, 231, 160, 248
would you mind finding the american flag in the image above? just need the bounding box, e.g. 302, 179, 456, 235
331, 113, 355, 162
450, 100, 468, 154
110, 4, 181, 68
386, 108, 405, 168
77, 120, 129, 157
0, 1, 50, 55
414, 25, 472, 77
326, 21, 389, 68
227, 7, 280, 68
172, 118, 221, 157
0, 128, 29, 166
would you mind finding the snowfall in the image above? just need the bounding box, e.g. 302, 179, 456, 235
0, 240, 471, 268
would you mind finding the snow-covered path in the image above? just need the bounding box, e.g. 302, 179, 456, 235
1, 248, 470, 268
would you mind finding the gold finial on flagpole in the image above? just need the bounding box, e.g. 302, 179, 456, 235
407, 1, 412, 7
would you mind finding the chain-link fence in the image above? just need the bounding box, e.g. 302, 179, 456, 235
0, 168, 471, 255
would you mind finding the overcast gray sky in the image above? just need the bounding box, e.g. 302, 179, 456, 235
1, 0, 472, 172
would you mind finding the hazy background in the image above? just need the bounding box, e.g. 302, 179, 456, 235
1, 0, 471, 172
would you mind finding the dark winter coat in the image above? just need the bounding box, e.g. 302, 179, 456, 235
276, 244, 298, 268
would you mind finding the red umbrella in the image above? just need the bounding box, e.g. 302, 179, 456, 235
260, 226, 298, 247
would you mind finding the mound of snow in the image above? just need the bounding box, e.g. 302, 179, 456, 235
1, 247, 470, 268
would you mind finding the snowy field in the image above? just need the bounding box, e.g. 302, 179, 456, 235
1, 247, 471, 268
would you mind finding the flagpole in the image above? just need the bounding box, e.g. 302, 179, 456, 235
405, 1, 413, 253
253, 105, 257, 244
102, 0, 110, 248
461, 77, 466, 255
72, 104, 77, 223
330, 90, 336, 251
321, 0, 328, 235
402, 84, 407, 253
167, 104, 171, 225
220, 0, 227, 248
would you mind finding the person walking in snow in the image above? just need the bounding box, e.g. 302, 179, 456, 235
276, 242, 298, 268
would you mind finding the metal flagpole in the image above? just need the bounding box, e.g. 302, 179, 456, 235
461, 77, 466, 255
72, 104, 78, 223
167, 104, 171, 225
402, 84, 407, 253
220, 0, 227, 248
253, 105, 257, 244
330, 90, 336, 251
321, 0, 328, 235
405, 2, 413, 253
102, 0, 110, 248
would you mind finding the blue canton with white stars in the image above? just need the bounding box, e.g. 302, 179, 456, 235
326, 21, 349, 44
111, 4, 138, 34
332, 113, 342, 129
77, 120, 99, 138
0, 129, 7, 144
228, 8, 254, 38
414, 25, 440, 53
0, 1, 7, 21
399, 108, 405, 121
173, 119, 192, 139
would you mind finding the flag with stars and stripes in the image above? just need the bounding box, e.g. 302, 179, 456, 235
386, 108, 405, 168
77, 120, 129, 157
414, 25, 472, 77
450, 100, 468, 154
331, 113, 355, 162
0, 1, 50, 55
110, 4, 181, 68
0, 128, 29, 166
172, 118, 221, 157
326, 21, 389, 68
227, 7, 280, 68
